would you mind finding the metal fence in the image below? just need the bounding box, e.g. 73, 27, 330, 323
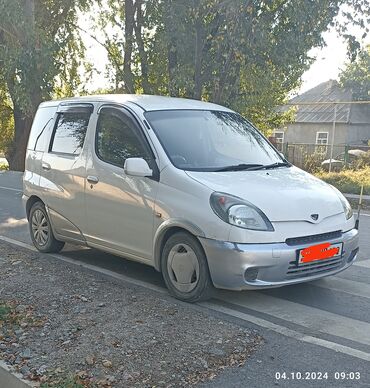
282, 143, 370, 170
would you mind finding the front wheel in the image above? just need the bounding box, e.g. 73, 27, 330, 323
161, 232, 213, 302
29, 202, 65, 253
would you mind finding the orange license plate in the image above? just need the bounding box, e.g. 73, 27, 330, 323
298, 242, 343, 264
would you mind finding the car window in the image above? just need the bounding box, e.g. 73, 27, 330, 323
145, 110, 282, 171
28, 106, 57, 151
96, 108, 149, 167
50, 112, 90, 155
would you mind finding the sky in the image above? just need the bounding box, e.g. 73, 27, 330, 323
81, 11, 369, 96
300, 28, 369, 94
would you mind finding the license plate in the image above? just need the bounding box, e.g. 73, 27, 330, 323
298, 242, 343, 264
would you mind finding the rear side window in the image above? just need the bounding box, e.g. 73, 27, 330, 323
28, 106, 57, 151
50, 112, 90, 155
96, 108, 149, 167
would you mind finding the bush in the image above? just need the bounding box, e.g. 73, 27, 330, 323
354, 152, 370, 169
303, 152, 325, 173
315, 167, 370, 195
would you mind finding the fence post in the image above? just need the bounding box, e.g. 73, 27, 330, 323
344, 144, 349, 168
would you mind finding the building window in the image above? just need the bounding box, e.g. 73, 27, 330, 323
316, 132, 329, 145
315, 131, 329, 154
273, 131, 284, 151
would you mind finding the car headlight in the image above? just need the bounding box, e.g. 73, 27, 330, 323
339, 195, 353, 220
210, 192, 274, 231
330, 185, 353, 220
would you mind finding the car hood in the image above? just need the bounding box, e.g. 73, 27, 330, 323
186, 166, 344, 222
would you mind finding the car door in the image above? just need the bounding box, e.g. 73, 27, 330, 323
84, 105, 159, 262
40, 103, 93, 243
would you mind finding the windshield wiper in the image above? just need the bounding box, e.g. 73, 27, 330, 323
246, 161, 291, 171
215, 163, 264, 172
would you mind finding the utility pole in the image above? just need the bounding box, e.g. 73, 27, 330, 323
328, 104, 337, 173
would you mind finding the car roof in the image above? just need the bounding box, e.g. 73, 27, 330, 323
38, 94, 233, 112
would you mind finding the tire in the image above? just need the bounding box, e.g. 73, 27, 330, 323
29, 202, 65, 253
161, 232, 213, 302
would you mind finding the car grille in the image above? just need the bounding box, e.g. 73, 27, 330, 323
285, 231, 342, 246
286, 256, 344, 279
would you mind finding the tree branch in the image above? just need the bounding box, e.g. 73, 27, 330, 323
65, 20, 125, 81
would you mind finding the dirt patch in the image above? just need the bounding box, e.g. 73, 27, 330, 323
0, 242, 261, 387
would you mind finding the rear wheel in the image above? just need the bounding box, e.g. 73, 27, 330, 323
161, 232, 213, 302
29, 202, 65, 253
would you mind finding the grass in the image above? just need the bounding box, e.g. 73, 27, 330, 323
40, 377, 84, 388
0, 305, 11, 321
315, 167, 370, 195
0, 163, 9, 171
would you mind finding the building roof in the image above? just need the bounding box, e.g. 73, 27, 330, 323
40, 94, 232, 112
289, 80, 352, 123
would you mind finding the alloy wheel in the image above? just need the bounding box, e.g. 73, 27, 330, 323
31, 209, 49, 247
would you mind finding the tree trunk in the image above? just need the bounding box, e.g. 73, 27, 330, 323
134, 0, 150, 93
193, 20, 204, 100
5, 0, 41, 171
124, 0, 135, 93
164, 1, 179, 97
6, 104, 34, 172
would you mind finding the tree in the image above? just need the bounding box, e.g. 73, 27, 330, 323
340, 45, 370, 101
97, 0, 369, 132
0, 0, 90, 171
0, 80, 13, 155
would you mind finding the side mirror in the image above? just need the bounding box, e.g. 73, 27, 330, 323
124, 158, 153, 178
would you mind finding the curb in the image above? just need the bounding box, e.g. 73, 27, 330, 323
344, 193, 370, 211
0, 361, 34, 387
344, 193, 370, 200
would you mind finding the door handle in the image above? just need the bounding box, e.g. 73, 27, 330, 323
42, 162, 51, 171
87, 175, 99, 184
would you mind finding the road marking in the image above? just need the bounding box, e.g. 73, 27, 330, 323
201, 302, 370, 362
2, 234, 370, 363
311, 277, 370, 300
0, 185, 22, 193
217, 291, 370, 347
0, 235, 165, 295
354, 259, 370, 269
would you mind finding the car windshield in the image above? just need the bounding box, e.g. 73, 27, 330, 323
145, 110, 285, 171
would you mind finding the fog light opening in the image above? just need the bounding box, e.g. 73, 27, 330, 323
347, 248, 359, 263
244, 267, 259, 282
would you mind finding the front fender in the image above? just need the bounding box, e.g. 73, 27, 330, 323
153, 218, 206, 271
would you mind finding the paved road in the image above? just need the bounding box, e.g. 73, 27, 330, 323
1, 171, 370, 387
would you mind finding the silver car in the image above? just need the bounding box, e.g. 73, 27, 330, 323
23, 95, 359, 302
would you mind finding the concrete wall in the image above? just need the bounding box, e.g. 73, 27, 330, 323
346, 124, 370, 144
283, 123, 347, 145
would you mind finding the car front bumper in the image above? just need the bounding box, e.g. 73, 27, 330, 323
199, 228, 359, 290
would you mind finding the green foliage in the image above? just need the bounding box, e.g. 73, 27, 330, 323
40, 375, 84, 388
0, 304, 11, 321
316, 167, 370, 195
0, 0, 92, 170
0, 80, 14, 153
303, 152, 325, 174
340, 45, 370, 101
354, 151, 370, 169
0, 0, 369, 170
96, 0, 370, 132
